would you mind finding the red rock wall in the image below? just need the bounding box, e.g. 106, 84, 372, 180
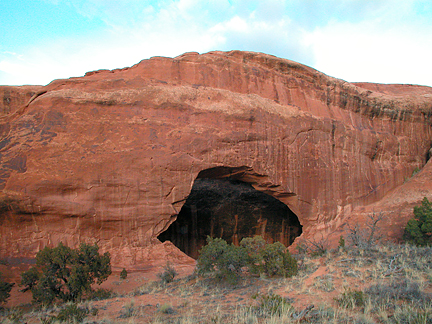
0, 51, 431, 268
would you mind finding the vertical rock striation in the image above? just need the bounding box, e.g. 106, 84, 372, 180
0, 51, 431, 268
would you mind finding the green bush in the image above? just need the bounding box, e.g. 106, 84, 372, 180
120, 268, 128, 280
261, 242, 298, 277
0, 272, 14, 305
240, 236, 267, 275
20, 242, 111, 305
404, 197, 432, 246
196, 237, 247, 284
196, 236, 298, 284
241, 236, 298, 278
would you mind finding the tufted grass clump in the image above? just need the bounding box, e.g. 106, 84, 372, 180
157, 262, 178, 284
365, 278, 431, 302
120, 299, 137, 318
2, 308, 24, 323
159, 303, 175, 314
56, 303, 89, 323
251, 293, 293, 317
335, 288, 366, 309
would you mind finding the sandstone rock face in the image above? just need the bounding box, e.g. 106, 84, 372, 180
0, 51, 431, 268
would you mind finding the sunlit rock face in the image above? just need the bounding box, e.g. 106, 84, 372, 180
0, 51, 431, 268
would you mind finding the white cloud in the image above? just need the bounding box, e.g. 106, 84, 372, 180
212, 16, 249, 34
307, 18, 432, 85
210, 11, 313, 65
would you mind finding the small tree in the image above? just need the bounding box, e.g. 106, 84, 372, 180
404, 197, 432, 246
21, 242, 111, 305
0, 272, 14, 305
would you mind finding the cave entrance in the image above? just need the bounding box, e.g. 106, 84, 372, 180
158, 166, 302, 259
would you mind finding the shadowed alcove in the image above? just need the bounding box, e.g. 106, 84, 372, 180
158, 166, 302, 259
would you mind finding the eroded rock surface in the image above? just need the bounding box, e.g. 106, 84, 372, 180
0, 51, 431, 268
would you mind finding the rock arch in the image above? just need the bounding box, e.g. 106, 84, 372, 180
158, 166, 302, 258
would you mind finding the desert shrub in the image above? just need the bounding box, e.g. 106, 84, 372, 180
404, 197, 432, 246
294, 235, 329, 257
251, 293, 292, 316
335, 289, 365, 308
347, 213, 383, 251
56, 303, 88, 323
240, 236, 267, 275
0, 272, 14, 305
20, 242, 111, 305
261, 242, 298, 277
196, 237, 247, 284
197, 236, 297, 283
240, 236, 298, 278
120, 268, 127, 280
157, 262, 178, 284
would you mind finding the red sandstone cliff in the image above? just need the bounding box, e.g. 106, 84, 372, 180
0, 51, 431, 268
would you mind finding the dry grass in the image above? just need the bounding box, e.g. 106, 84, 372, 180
1, 242, 431, 323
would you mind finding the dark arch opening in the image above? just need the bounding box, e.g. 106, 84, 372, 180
158, 167, 302, 259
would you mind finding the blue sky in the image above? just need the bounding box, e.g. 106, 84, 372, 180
1, 0, 431, 86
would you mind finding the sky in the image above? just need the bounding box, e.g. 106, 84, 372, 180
1, 0, 431, 87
